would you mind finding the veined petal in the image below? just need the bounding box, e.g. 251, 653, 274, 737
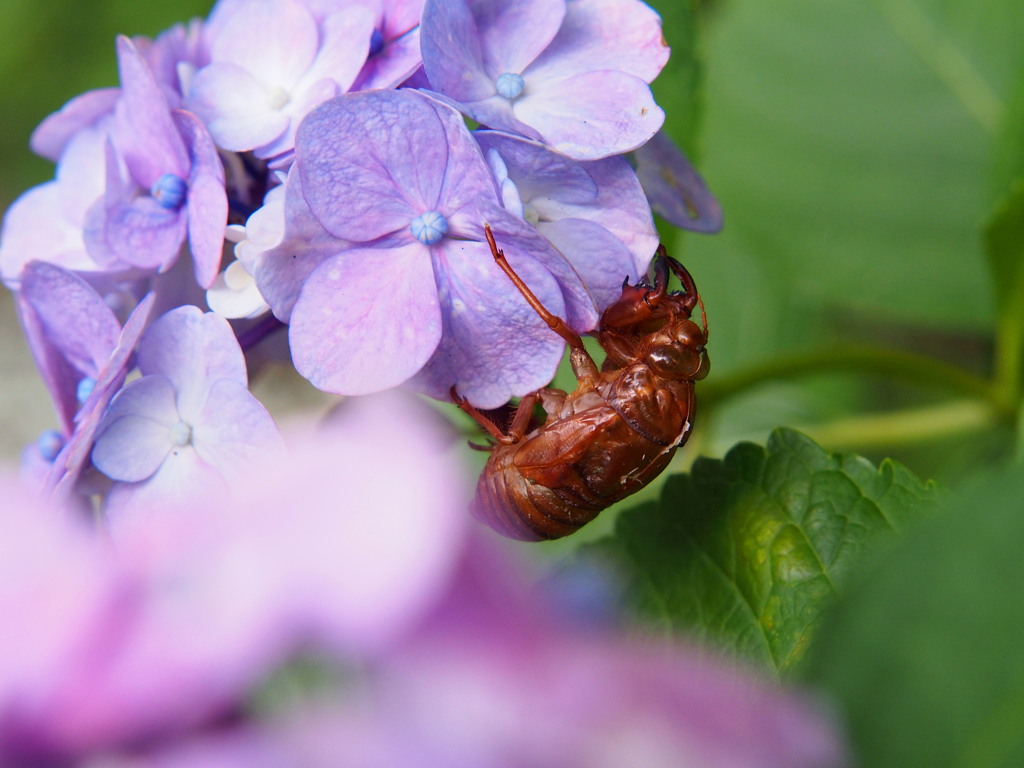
472, 0, 565, 76
289, 243, 442, 394
295, 91, 448, 241
174, 110, 227, 288
420, 0, 492, 102
455, 215, 598, 334
19, 262, 121, 376
410, 237, 567, 408
248, 170, 350, 322
515, 70, 663, 160
538, 217, 640, 311
301, 4, 376, 92
114, 36, 189, 186
475, 131, 597, 205
104, 195, 187, 271
528, 0, 669, 83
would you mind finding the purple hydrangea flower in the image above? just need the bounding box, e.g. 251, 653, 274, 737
187, 0, 376, 159
14, 262, 157, 502
251, 89, 598, 407
91, 305, 282, 523
421, 0, 669, 160
89, 36, 227, 289
477, 130, 658, 311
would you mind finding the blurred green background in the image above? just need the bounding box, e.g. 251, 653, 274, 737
1, 0, 1023, 486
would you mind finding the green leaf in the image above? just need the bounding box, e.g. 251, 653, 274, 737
682, 0, 1023, 374
590, 428, 937, 675
802, 466, 1024, 768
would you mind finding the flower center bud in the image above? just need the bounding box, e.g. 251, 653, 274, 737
267, 86, 291, 110
37, 430, 65, 463
168, 420, 193, 447
495, 72, 525, 100
151, 173, 188, 210
410, 210, 449, 245
369, 28, 385, 57
76, 376, 97, 405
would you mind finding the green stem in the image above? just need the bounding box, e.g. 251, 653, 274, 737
790, 399, 999, 453
700, 344, 1004, 415
993, 287, 1024, 411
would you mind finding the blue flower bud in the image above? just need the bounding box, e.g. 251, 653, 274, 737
168, 420, 193, 447
410, 210, 449, 245
37, 429, 65, 463
76, 377, 96, 405
495, 72, 525, 100
151, 173, 188, 210
369, 27, 385, 57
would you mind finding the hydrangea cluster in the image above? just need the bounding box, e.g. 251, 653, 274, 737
1, 0, 720, 518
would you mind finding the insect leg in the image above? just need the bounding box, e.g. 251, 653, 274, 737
451, 386, 521, 445
665, 256, 703, 325
483, 224, 599, 385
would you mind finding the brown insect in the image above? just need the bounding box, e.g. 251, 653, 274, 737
452, 225, 709, 541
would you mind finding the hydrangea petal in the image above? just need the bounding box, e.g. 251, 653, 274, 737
420, 0, 493, 103
54, 123, 108, 226
187, 63, 292, 152
191, 379, 283, 478
114, 36, 189, 187
0, 183, 93, 288
476, 130, 597, 205
103, 448, 226, 527
633, 130, 723, 234
295, 90, 449, 241
136, 307, 248, 419
209, 0, 319, 88
241, 174, 344, 323
459, 216, 599, 335
528, 0, 669, 83
516, 69, 664, 159
410, 237, 567, 407
92, 375, 180, 483
104, 194, 188, 271
173, 110, 227, 288
289, 243, 442, 394
303, 4, 376, 92
539, 217, 641, 311
18, 262, 122, 430
352, 26, 422, 90
486, 140, 657, 284
30, 88, 119, 162
473, 0, 565, 76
